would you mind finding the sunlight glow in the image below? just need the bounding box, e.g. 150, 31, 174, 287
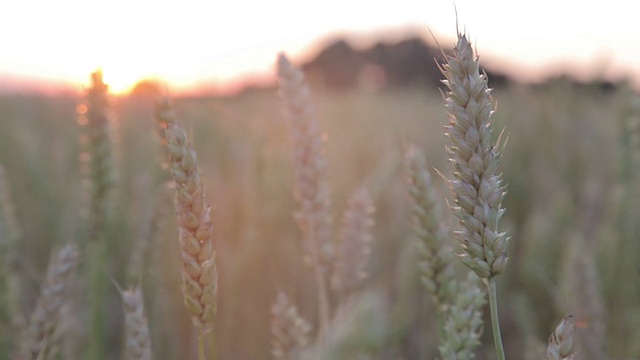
0, 0, 638, 94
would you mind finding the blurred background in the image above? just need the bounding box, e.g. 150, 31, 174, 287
0, 1, 639, 359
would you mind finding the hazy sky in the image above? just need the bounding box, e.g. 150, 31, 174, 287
1, 0, 637, 93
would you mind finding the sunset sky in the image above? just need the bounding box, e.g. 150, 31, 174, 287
1, 0, 638, 94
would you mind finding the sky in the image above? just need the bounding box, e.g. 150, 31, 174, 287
0, 0, 638, 94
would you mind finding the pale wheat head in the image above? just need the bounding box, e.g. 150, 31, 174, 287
547, 315, 575, 360
438, 273, 485, 360
405, 145, 457, 308
441, 33, 509, 278
330, 186, 374, 294
21, 244, 79, 359
271, 291, 312, 360
277, 53, 334, 271
122, 286, 153, 360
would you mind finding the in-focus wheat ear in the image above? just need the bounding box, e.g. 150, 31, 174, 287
157, 98, 217, 335
440, 33, 509, 279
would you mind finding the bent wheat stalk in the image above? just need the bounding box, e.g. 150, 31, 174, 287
441, 33, 509, 360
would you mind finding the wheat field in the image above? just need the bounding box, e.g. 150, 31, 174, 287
0, 36, 638, 360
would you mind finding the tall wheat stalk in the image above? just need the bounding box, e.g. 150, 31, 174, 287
80, 70, 115, 360
277, 53, 333, 339
440, 33, 509, 360
157, 98, 218, 360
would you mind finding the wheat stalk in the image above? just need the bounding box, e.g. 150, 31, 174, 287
277, 53, 333, 338
441, 32, 509, 360
121, 286, 153, 360
157, 98, 217, 358
271, 292, 312, 360
21, 244, 79, 360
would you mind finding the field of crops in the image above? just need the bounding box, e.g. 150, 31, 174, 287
0, 43, 638, 360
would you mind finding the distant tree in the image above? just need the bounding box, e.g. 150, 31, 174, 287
129, 79, 163, 97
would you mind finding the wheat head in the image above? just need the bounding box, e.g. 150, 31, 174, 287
21, 244, 79, 359
158, 98, 217, 334
441, 33, 509, 278
271, 291, 312, 360
122, 286, 153, 360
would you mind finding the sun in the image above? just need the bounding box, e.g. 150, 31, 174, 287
98, 69, 142, 95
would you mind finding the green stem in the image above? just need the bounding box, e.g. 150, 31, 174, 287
198, 332, 206, 360
208, 326, 218, 360
485, 276, 506, 360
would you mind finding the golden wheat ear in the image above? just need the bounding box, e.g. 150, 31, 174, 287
158, 98, 218, 335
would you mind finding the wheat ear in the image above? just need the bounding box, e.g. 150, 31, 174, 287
438, 273, 485, 360
81, 70, 114, 241
21, 244, 79, 359
547, 315, 575, 360
405, 145, 457, 309
441, 32, 509, 360
330, 186, 374, 296
157, 98, 217, 348
121, 286, 153, 360
271, 292, 312, 360
277, 53, 333, 337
